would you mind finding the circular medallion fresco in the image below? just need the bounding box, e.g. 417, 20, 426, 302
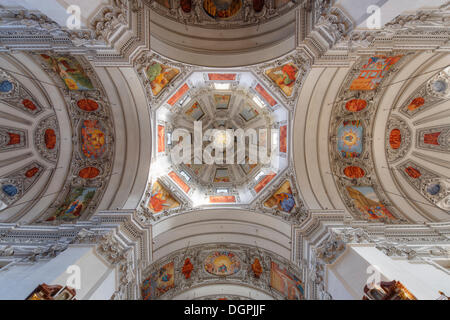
0, 80, 13, 93
204, 251, 241, 276
431, 79, 447, 93
203, 0, 242, 19
427, 183, 441, 195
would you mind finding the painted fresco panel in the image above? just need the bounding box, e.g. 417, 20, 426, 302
47, 187, 96, 221
145, 62, 179, 96
346, 186, 396, 220
209, 196, 236, 203
337, 120, 363, 158
81, 120, 106, 159
265, 63, 299, 96
264, 181, 295, 213
214, 168, 230, 182
254, 173, 276, 193
349, 55, 402, 91
255, 84, 276, 106
167, 83, 189, 106
239, 105, 259, 122
214, 94, 231, 109
148, 181, 180, 213
185, 101, 205, 121
41, 54, 94, 90
270, 262, 304, 300
204, 251, 241, 276
280, 125, 287, 153
141, 262, 175, 300
208, 73, 236, 81
158, 125, 165, 153
168, 171, 190, 193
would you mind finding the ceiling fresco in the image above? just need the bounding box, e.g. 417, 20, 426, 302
388, 67, 450, 212
0, 0, 449, 302
0, 67, 54, 214
149, 0, 299, 28
141, 243, 305, 300
137, 56, 307, 223
0, 52, 115, 223
34, 52, 115, 222
329, 53, 413, 223
330, 55, 450, 223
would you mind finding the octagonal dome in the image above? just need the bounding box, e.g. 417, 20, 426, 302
147, 70, 290, 211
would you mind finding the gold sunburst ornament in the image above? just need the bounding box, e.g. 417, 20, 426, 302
340, 129, 361, 149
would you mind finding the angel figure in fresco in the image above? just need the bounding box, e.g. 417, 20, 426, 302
149, 191, 168, 213
275, 192, 295, 213
279, 64, 298, 88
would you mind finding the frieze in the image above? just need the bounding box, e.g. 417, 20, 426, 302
328, 53, 414, 223
141, 243, 305, 300
31, 53, 115, 223
147, 0, 298, 29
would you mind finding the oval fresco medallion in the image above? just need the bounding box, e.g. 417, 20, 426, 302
204, 251, 241, 276
22, 99, 37, 111
81, 120, 106, 159
25, 167, 39, 178
345, 99, 367, 112
389, 129, 401, 149
344, 166, 365, 179
180, 0, 192, 12
405, 166, 421, 179
203, 0, 242, 19
44, 129, 56, 150
407, 97, 425, 112
77, 99, 99, 112
78, 167, 100, 179
253, 0, 264, 12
